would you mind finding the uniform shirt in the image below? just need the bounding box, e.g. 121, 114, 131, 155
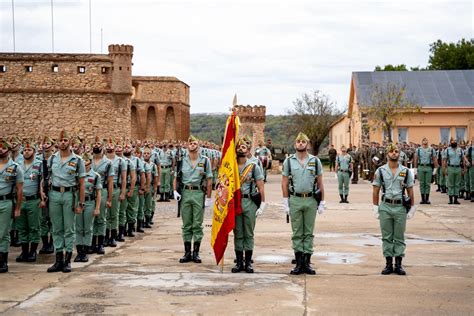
466, 146, 474, 164
282, 154, 323, 193
159, 149, 173, 167
248, 155, 263, 170
48, 152, 86, 187
84, 168, 102, 198
239, 158, 264, 195
0, 159, 24, 195
130, 156, 144, 185
111, 155, 127, 186
443, 147, 463, 166
417, 147, 435, 165
398, 150, 407, 165
91, 156, 114, 189
12, 152, 24, 165
144, 160, 158, 191
181, 154, 212, 186
123, 156, 136, 185
21, 159, 42, 196
255, 146, 271, 157
373, 163, 414, 200
337, 154, 352, 171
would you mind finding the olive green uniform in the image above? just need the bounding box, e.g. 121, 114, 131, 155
443, 147, 463, 197
337, 154, 352, 197
416, 147, 436, 194
91, 157, 114, 237
75, 169, 101, 246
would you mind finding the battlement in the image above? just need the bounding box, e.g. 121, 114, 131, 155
108, 44, 134, 56
233, 105, 266, 121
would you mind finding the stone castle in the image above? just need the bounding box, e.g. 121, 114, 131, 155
233, 103, 266, 148
0, 44, 190, 141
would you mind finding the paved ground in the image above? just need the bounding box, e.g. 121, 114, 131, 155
1, 171, 473, 315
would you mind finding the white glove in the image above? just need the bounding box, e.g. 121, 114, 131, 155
317, 200, 326, 214
256, 202, 266, 217
407, 205, 416, 219
173, 190, 181, 201
204, 197, 212, 208
413, 168, 417, 176
334, 173, 338, 179
282, 198, 289, 215
373, 205, 379, 219
432, 168, 437, 176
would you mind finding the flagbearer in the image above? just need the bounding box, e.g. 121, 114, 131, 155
282, 132, 325, 275
232, 138, 266, 273
173, 136, 213, 264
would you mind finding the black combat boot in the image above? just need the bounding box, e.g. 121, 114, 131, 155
27, 242, 38, 262
127, 223, 135, 237
144, 216, 152, 228
63, 252, 72, 273
459, 191, 464, 199
420, 194, 426, 204
89, 235, 98, 254
0, 252, 9, 273
81, 246, 89, 262
179, 242, 192, 263
442, 186, 447, 193
47, 252, 64, 273
117, 226, 125, 242
39, 235, 50, 254
16, 243, 29, 262
10, 230, 20, 247
244, 250, 254, 273
344, 195, 349, 203
150, 212, 155, 225
448, 196, 453, 204
290, 252, 304, 275
425, 194, 431, 204
436, 184, 441, 192
381, 257, 393, 275
471, 192, 474, 202
464, 192, 470, 201
74, 245, 83, 262
339, 194, 344, 203
108, 229, 117, 247
303, 253, 316, 275
231, 251, 244, 273
104, 229, 110, 247
44, 235, 54, 253
164, 193, 170, 202
454, 196, 460, 204
192, 242, 202, 263
136, 220, 145, 233
97, 236, 105, 255
394, 256, 406, 275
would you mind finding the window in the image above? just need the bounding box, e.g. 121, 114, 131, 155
398, 127, 408, 143
455, 127, 466, 142
77, 66, 86, 73
52, 65, 59, 73
0, 65, 6, 72
440, 127, 450, 144
25, 66, 33, 72
119, 66, 122, 70
101, 67, 110, 74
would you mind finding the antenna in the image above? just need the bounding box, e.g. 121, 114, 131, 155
11, 0, 16, 52
89, 0, 92, 53
51, 0, 54, 52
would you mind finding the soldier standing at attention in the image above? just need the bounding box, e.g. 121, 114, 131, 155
39, 136, 55, 255
143, 146, 160, 228
47, 130, 85, 273
282, 132, 325, 275
232, 138, 266, 274
74, 152, 101, 263
159, 142, 173, 202
372, 143, 415, 275
336, 145, 353, 203
443, 139, 464, 205
90, 137, 114, 254
328, 145, 337, 172
16, 139, 45, 263
350, 145, 360, 184
115, 141, 135, 242
413, 137, 438, 204
0, 138, 24, 273
123, 142, 140, 237
464, 138, 474, 202
255, 140, 272, 183
173, 136, 213, 264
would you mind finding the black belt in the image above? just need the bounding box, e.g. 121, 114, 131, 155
448, 164, 460, 167
338, 170, 350, 173
184, 185, 201, 191
418, 164, 431, 167
85, 196, 95, 202
242, 194, 252, 199
383, 198, 402, 205
52, 186, 74, 192
24, 194, 40, 201
0, 193, 13, 201
161, 166, 171, 169
291, 192, 313, 198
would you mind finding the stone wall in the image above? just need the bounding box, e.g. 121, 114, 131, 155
234, 105, 266, 152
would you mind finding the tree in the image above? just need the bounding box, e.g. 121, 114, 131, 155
359, 83, 419, 143
375, 64, 408, 71
288, 90, 343, 155
428, 38, 474, 70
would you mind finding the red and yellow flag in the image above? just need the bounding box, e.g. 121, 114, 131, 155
211, 111, 242, 264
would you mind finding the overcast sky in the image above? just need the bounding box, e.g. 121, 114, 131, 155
0, 0, 472, 114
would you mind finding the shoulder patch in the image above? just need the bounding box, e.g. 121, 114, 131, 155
399, 172, 406, 177
68, 162, 76, 167
308, 162, 316, 167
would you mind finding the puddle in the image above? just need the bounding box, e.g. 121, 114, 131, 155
255, 255, 292, 264
314, 252, 365, 264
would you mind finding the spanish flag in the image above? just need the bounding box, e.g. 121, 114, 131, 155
211, 111, 242, 264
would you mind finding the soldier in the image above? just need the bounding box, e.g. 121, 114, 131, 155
0, 138, 24, 273
372, 143, 415, 275
159, 142, 173, 202
38, 136, 55, 254
398, 143, 408, 167
413, 137, 438, 204
328, 145, 337, 172
282, 132, 325, 275
47, 130, 86, 273
123, 142, 141, 237
16, 139, 45, 263
9, 136, 23, 247
143, 146, 160, 228
90, 137, 114, 254
173, 136, 212, 264
232, 138, 266, 273
436, 144, 447, 193
74, 152, 101, 262
350, 145, 360, 184
255, 140, 272, 183
115, 141, 135, 241
464, 138, 474, 202
442, 139, 464, 204
336, 145, 353, 203
133, 147, 146, 233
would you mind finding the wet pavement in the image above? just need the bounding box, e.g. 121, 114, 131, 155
1, 172, 473, 315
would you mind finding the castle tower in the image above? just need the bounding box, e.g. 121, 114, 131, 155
233, 101, 266, 151
108, 44, 133, 94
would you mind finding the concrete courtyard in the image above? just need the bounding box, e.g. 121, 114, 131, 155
0, 171, 472, 315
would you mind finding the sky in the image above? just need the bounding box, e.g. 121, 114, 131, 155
0, 0, 472, 114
